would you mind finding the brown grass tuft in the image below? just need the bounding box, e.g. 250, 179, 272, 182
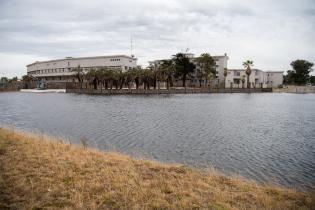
0, 127, 314, 210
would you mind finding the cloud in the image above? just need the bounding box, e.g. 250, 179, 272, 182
0, 0, 314, 77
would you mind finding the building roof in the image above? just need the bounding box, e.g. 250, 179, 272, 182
26, 55, 137, 67
228, 69, 284, 73
228, 68, 261, 71
265, 71, 284, 73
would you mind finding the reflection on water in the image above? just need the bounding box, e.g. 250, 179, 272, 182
1, 92, 315, 190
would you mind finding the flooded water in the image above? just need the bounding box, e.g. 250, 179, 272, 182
1, 92, 314, 190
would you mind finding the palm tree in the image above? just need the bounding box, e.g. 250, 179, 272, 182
242, 60, 254, 89
85, 69, 99, 90
241, 75, 246, 89
160, 60, 175, 90
127, 67, 142, 89
118, 71, 127, 89
72, 65, 85, 89
223, 68, 228, 88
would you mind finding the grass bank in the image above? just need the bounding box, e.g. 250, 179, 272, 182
0, 127, 314, 210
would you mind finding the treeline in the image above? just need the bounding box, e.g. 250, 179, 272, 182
0, 76, 24, 91
72, 53, 216, 90
0, 76, 19, 84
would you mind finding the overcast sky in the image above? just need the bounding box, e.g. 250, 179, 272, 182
0, 0, 314, 78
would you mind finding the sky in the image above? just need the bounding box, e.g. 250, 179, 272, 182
0, 0, 314, 78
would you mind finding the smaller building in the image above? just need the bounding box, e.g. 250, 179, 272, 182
266, 71, 284, 88
225, 69, 283, 88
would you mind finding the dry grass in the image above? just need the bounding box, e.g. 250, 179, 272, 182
0, 127, 314, 210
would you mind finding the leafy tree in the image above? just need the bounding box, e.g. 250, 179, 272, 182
173, 53, 195, 87
283, 70, 295, 84
242, 60, 254, 89
21, 75, 36, 89
22, 75, 30, 81
9, 76, 18, 83
195, 53, 216, 87
287, 60, 314, 85
310, 75, 315, 85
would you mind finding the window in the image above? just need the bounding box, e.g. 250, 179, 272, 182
234, 71, 240, 76
233, 79, 240, 84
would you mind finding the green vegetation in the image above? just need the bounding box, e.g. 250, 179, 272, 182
0, 76, 24, 91
0, 76, 18, 84
0, 127, 314, 210
69, 53, 218, 90
284, 60, 314, 85
195, 53, 216, 87
172, 53, 196, 87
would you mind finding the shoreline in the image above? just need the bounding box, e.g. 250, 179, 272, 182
66, 88, 272, 95
0, 127, 314, 209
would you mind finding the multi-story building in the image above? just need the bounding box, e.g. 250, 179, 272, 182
27, 55, 138, 82
149, 53, 229, 86
225, 69, 283, 88
266, 71, 284, 88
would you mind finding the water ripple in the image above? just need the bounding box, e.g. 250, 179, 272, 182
1, 92, 315, 191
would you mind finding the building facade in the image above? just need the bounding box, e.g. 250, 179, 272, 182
149, 53, 229, 86
225, 69, 283, 88
27, 55, 138, 82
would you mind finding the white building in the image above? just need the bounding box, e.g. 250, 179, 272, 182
266, 71, 284, 88
149, 53, 229, 86
27, 55, 138, 81
225, 69, 283, 88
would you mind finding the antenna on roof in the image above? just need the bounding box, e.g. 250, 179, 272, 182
130, 35, 134, 58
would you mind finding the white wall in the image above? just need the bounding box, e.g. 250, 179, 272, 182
266, 72, 283, 88
214, 56, 228, 86
225, 69, 282, 88
27, 55, 137, 77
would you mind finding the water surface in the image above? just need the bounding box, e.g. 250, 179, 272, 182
1, 92, 314, 190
